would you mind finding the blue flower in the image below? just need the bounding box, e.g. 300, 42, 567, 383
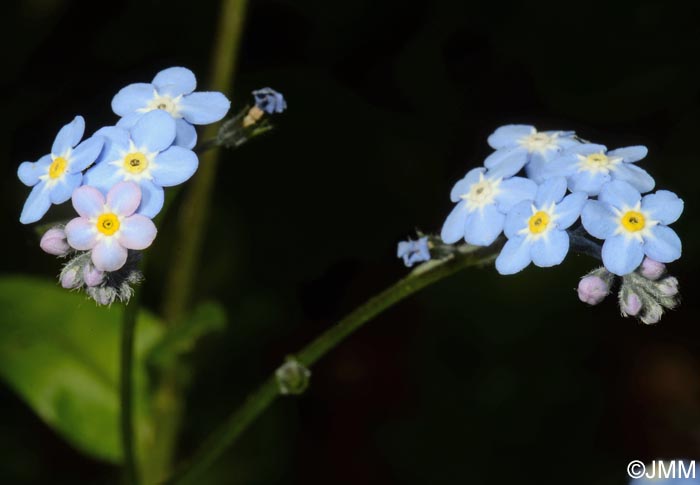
252, 88, 287, 114
542, 144, 654, 196
397, 237, 431, 267
18, 116, 104, 224
111, 66, 230, 149
83, 110, 198, 218
441, 167, 538, 246
495, 177, 588, 275
581, 180, 682, 276
484, 125, 579, 182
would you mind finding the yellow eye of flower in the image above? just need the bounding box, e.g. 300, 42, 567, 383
49, 157, 68, 179
586, 153, 608, 166
96, 213, 120, 236
621, 210, 645, 232
528, 210, 550, 234
123, 152, 148, 174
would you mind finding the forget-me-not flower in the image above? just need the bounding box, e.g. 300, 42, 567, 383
441, 166, 537, 246
397, 237, 431, 267
581, 180, 683, 276
484, 125, 579, 182
495, 177, 587, 275
252, 88, 287, 114
65, 182, 157, 272
112, 66, 230, 149
83, 110, 198, 218
542, 144, 654, 196
18, 116, 104, 224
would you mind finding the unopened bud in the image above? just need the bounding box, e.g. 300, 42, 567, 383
87, 286, 116, 306
658, 277, 679, 297
577, 275, 610, 305
40, 227, 70, 256
639, 257, 666, 280
60, 267, 81, 289
620, 293, 642, 317
641, 303, 664, 325
83, 265, 105, 287
276, 359, 311, 395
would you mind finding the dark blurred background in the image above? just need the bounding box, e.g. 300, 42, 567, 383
2, 0, 700, 483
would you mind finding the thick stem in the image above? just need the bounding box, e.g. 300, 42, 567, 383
165, 243, 500, 484
120, 291, 141, 485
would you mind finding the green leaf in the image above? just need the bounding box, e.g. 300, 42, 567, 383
0, 275, 164, 463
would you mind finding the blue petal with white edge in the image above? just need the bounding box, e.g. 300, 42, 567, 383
131, 110, 176, 153
69, 136, 104, 173
496, 177, 537, 212
568, 170, 611, 196
49, 173, 82, 204
554, 192, 587, 229
152, 147, 199, 187
18, 155, 51, 187
602, 234, 644, 276
531, 230, 569, 267
483, 147, 527, 177
112, 83, 155, 116
174, 118, 197, 149
535, 177, 567, 206
495, 236, 532, 275
581, 200, 617, 239
136, 180, 165, 218
641, 190, 684, 225
449, 167, 484, 202
503, 200, 532, 238
179, 92, 230, 125
643, 226, 682, 263
607, 145, 648, 163
20, 183, 51, 224
440, 201, 469, 244
599, 180, 641, 209
152, 67, 196, 97
612, 163, 655, 194
487, 125, 534, 149
52, 116, 85, 156
464, 205, 505, 246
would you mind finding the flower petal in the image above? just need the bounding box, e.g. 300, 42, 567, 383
565, 143, 608, 157
535, 176, 567, 206
179, 92, 231, 125
136, 180, 165, 218
72, 185, 105, 218
607, 145, 648, 163
130, 110, 176, 153
568, 171, 610, 196
483, 147, 527, 177
495, 177, 537, 212
118, 214, 157, 250
601, 234, 644, 276
83, 160, 124, 194
174, 118, 197, 149
115, 112, 141, 130
112, 83, 155, 116
65, 217, 98, 250
151, 146, 199, 187
554, 192, 587, 229
152, 67, 197, 97
69, 135, 104, 173
440, 200, 469, 244
598, 180, 641, 209
495, 236, 532, 275
464, 204, 505, 246
641, 190, 684, 225
449, 167, 485, 202
503, 200, 532, 238
581, 200, 617, 239
52, 116, 85, 156
612, 163, 655, 194
19, 183, 51, 224
91, 240, 128, 272
531, 230, 569, 267
18, 155, 51, 187
487, 125, 534, 149
643, 225, 682, 263
49, 172, 82, 204
107, 181, 142, 216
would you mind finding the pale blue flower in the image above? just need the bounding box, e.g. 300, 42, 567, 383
18, 116, 104, 224
581, 180, 683, 276
252, 87, 287, 114
441, 166, 538, 246
112, 66, 230, 149
542, 144, 654, 196
397, 237, 430, 267
484, 124, 579, 182
83, 110, 198, 218
495, 177, 587, 275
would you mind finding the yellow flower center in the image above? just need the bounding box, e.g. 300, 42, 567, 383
49, 157, 68, 179
123, 152, 149, 174
528, 211, 551, 234
621, 210, 646, 232
586, 153, 609, 167
96, 213, 120, 236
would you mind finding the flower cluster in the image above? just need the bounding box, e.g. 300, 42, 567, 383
18, 68, 285, 305
400, 124, 684, 324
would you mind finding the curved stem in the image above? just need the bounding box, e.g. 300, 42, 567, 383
120, 290, 141, 485
165, 243, 500, 484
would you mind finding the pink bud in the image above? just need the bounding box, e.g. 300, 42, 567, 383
577, 275, 609, 305
621, 293, 642, 316
60, 268, 81, 289
639, 257, 666, 280
40, 228, 70, 256
83, 265, 105, 287
658, 277, 679, 297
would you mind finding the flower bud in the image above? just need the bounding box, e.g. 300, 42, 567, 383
87, 286, 116, 306
40, 227, 70, 256
658, 276, 679, 297
276, 359, 311, 395
641, 302, 664, 325
83, 265, 105, 287
639, 257, 666, 280
620, 293, 642, 316
60, 267, 81, 289
577, 275, 610, 305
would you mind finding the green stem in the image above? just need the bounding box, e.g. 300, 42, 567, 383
120, 290, 141, 485
165, 244, 499, 484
